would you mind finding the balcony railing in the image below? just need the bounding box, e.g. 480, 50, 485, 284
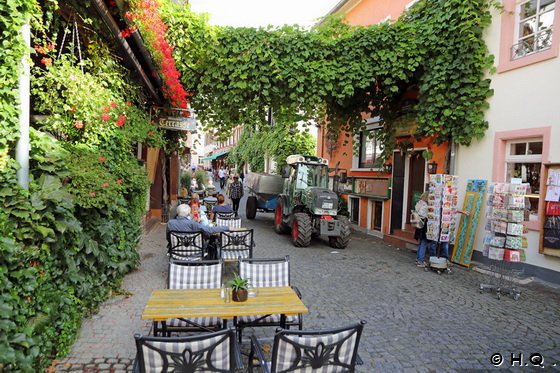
511, 29, 553, 60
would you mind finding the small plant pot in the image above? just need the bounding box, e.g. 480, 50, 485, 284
232, 289, 248, 302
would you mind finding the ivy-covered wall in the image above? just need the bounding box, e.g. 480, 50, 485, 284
0, 1, 166, 371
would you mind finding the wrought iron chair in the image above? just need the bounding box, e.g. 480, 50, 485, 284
216, 211, 236, 219
219, 229, 254, 261
167, 231, 205, 261
248, 320, 366, 373
216, 216, 242, 229
133, 328, 243, 373
163, 259, 224, 335
235, 256, 302, 341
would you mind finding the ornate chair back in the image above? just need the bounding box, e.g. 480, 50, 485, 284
167, 231, 204, 261
248, 321, 366, 373
134, 328, 241, 373
219, 229, 254, 261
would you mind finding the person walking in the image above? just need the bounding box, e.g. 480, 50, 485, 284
414, 192, 435, 267
218, 166, 226, 189
228, 174, 244, 217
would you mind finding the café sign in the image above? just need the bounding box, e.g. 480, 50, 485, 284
152, 107, 197, 132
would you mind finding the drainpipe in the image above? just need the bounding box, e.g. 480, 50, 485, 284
16, 23, 30, 190
447, 139, 457, 175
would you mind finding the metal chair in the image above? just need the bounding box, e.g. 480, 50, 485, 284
167, 231, 205, 261
219, 229, 254, 261
235, 256, 302, 341
216, 216, 242, 229
133, 328, 243, 373
248, 320, 366, 373
163, 259, 224, 335
216, 211, 236, 219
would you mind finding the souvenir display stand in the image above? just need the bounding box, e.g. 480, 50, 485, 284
480, 182, 530, 300
540, 164, 560, 257
425, 174, 460, 274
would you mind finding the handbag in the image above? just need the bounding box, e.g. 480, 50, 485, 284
410, 210, 425, 229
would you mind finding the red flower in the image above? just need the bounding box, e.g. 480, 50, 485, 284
101, 182, 110, 188
110, 101, 117, 108
126, 101, 132, 106
98, 156, 106, 162
147, 131, 154, 135
100, 114, 110, 121
47, 42, 56, 51
41, 57, 52, 66
34, 45, 47, 54
74, 120, 84, 129
89, 192, 97, 197
115, 115, 126, 127
102, 106, 110, 112
117, 179, 123, 184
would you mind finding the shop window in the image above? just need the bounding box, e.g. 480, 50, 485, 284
505, 138, 543, 222
512, 0, 555, 60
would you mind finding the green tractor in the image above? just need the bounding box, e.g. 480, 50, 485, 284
274, 155, 351, 249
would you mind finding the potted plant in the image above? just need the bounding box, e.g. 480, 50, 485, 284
229, 273, 249, 302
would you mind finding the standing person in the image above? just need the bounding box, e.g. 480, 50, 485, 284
228, 174, 244, 217
218, 166, 226, 189
239, 169, 245, 184
414, 192, 435, 267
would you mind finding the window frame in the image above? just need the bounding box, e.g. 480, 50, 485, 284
493, 127, 551, 230
352, 117, 383, 171
498, 0, 560, 73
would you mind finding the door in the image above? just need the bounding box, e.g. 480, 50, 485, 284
390, 152, 405, 233
407, 151, 426, 222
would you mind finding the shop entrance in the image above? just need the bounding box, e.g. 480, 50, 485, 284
390, 150, 426, 232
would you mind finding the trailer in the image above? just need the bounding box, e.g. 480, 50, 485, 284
244, 172, 284, 219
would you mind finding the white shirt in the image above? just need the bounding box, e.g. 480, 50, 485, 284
218, 169, 225, 178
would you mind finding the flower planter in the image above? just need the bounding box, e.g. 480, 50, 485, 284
232, 289, 248, 302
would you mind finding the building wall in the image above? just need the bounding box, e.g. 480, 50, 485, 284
455, 5, 560, 272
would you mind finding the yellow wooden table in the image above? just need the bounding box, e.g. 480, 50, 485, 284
142, 286, 308, 335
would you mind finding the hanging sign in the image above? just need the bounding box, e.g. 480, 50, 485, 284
152, 107, 197, 132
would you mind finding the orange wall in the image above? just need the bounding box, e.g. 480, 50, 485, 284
342, 0, 411, 26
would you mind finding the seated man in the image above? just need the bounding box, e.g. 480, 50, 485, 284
210, 193, 234, 221
167, 204, 230, 259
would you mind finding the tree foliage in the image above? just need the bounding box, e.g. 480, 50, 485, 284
228, 125, 316, 173
164, 0, 497, 158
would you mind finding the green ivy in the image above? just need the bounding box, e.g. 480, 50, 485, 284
164, 0, 497, 158
0, 1, 152, 371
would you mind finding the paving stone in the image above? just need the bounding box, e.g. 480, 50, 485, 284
55, 193, 560, 372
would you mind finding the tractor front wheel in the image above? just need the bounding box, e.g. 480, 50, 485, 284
292, 213, 312, 247
328, 216, 351, 249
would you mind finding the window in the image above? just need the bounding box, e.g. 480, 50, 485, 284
505, 138, 543, 221
512, 0, 555, 59
357, 117, 383, 169
350, 197, 360, 224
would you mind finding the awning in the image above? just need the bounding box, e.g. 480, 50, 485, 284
201, 150, 230, 161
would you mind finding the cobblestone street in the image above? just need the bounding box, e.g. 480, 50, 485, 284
56, 194, 560, 372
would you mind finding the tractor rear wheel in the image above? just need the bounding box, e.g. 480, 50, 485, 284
274, 199, 289, 234
292, 213, 312, 247
246, 196, 257, 220
328, 216, 350, 249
